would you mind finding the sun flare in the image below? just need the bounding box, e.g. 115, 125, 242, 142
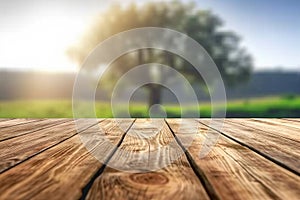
0, 11, 89, 72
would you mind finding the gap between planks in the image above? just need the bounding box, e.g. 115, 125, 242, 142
167, 119, 300, 199
0, 119, 133, 200
80, 119, 136, 199
84, 119, 210, 200
0, 119, 71, 142
198, 119, 300, 176
2, 119, 298, 197
0, 119, 103, 174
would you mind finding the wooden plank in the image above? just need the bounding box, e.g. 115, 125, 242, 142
200, 119, 300, 174
167, 119, 300, 199
0, 119, 40, 129
282, 118, 300, 122
0, 118, 70, 141
0, 119, 100, 173
0, 119, 134, 200
86, 119, 209, 200
0, 119, 11, 122
274, 118, 300, 127
241, 118, 300, 142
251, 118, 300, 131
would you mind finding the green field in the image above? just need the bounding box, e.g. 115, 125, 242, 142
0, 95, 300, 118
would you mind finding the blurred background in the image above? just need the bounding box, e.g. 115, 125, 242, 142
0, 0, 299, 118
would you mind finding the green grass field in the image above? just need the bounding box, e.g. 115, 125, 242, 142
0, 95, 300, 118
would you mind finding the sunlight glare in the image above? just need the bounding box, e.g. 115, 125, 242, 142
0, 12, 89, 72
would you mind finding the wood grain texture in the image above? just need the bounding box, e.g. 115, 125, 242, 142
0, 119, 134, 200
0, 119, 99, 173
167, 119, 300, 200
86, 119, 209, 200
0, 118, 299, 200
200, 119, 300, 174
0, 119, 40, 129
0, 119, 11, 122
282, 118, 300, 122
0, 118, 69, 141
268, 118, 300, 129
239, 118, 300, 142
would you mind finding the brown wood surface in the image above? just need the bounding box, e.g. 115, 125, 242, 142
260, 118, 300, 130
86, 119, 209, 200
0, 119, 134, 200
282, 118, 300, 122
199, 119, 300, 174
167, 119, 300, 200
0, 119, 40, 129
0, 119, 11, 122
0, 118, 299, 200
0, 118, 69, 141
237, 118, 300, 142
0, 119, 96, 173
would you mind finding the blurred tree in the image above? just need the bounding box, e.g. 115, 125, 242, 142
68, 1, 252, 108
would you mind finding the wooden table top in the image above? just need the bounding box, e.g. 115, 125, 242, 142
0, 118, 299, 200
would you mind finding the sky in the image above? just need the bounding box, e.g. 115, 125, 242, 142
198, 0, 300, 71
0, 0, 299, 72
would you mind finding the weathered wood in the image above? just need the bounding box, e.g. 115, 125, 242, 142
86, 119, 209, 200
278, 118, 300, 126
282, 118, 300, 122
167, 119, 300, 200
0, 119, 11, 122
0, 119, 100, 173
242, 118, 300, 142
250, 118, 300, 132
0, 119, 134, 200
200, 119, 300, 174
0, 119, 40, 129
0, 118, 299, 200
0, 118, 70, 141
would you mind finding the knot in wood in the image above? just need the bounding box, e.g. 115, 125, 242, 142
129, 172, 169, 185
